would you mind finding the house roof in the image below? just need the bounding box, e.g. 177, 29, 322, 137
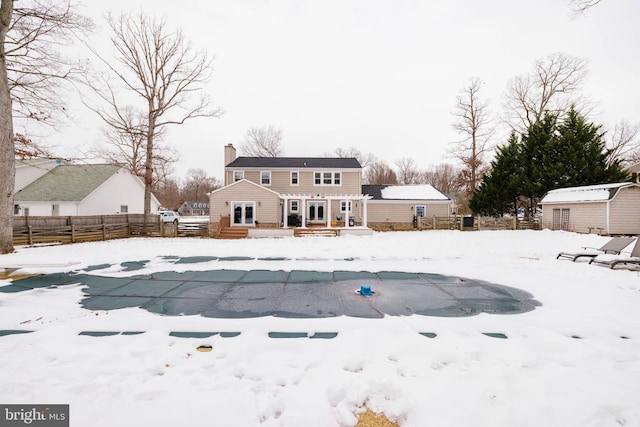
226, 157, 362, 169
363, 184, 451, 201
15, 164, 122, 202
16, 158, 65, 168
540, 182, 638, 204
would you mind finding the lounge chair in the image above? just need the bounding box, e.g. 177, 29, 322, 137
589, 238, 640, 269
556, 236, 635, 262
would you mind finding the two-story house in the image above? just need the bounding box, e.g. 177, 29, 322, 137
209, 144, 373, 236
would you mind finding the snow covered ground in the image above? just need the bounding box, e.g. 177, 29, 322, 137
0, 230, 639, 426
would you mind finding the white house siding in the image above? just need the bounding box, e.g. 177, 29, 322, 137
14, 201, 77, 216
610, 186, 640, 234
542, 202, 607, 233
80, 169, 154, 215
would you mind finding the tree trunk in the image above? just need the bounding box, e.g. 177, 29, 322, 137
0, 0, 15, 254
142, 111, 154, 234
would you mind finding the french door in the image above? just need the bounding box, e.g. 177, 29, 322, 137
232, 202, 255, 226
308, 201, 325, 222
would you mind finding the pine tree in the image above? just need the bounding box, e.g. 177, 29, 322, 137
470, 132, 523, 216
471, 108, 629, 217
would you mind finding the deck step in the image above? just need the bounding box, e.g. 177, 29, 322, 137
294, 229, 338, 237
218, 227, 249, 239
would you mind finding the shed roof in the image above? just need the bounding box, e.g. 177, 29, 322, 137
15, 164, 122, 202
226, 157, 361, 169
363, 184, 450, 201
540, 182, 637, 204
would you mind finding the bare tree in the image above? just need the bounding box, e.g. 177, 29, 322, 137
0, 0, 14, 253
240, 125, 284, 157
1, 0, 92, 253
6, 0, 92, 127
90, 106, 177, 181
332, 147, 377, 168
153, 175, 181, 210
504, 53, 590, 132
395, 157, 422, 184
449, 77, 494, 192
422, 163, 461, 195
364, 161, 398, 185
85, 11, 222, 217
182, 168, 220, 203
607, 120, 640, 167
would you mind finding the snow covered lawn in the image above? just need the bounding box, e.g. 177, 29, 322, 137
0, 230, 639, 426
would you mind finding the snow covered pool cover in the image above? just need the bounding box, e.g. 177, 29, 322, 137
2, 266, 541, 318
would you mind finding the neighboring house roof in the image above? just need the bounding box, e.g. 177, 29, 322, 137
226, 157, 362, 169
540, 182, 638, 204
15, 164, 122, 202
16, 158, 65, 168
178, 201, 209, 211
363, 184, 451, 201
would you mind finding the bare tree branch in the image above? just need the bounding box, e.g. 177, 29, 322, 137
82, 11, 223, 216
395, 157, 422, 184
364, 161, 398, 185
568, 0, 603, 17
607, 120, 640, 167
504, 53, 591, 131
6, 0, 92, 127
449, 77, 494, 193
332, 147, 377, 169
240, 125, 284, 157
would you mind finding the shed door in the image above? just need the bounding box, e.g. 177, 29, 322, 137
553, 208, 570, 231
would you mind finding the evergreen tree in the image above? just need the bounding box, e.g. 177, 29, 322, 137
554, 107, 628, 185
520, 113, 559, 214
470, 131, 522, 216
471, 108, 629, 217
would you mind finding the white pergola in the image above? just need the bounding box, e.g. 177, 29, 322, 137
280, 193, 372, 229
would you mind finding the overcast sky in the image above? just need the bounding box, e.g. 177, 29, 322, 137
54, 0, 640, 180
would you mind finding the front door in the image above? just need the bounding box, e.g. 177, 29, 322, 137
232, 202, 255, 226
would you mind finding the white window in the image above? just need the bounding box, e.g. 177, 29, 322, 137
120, 205, 129, 213
51, 204, 59, 216
415, 205, 426, 217
290, 200, 299, 212
314, 171, 342, 186
290, 171, 299, 185
234, 171, 244, 182
261, 171, 271, 186
340, 200, 352, 213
